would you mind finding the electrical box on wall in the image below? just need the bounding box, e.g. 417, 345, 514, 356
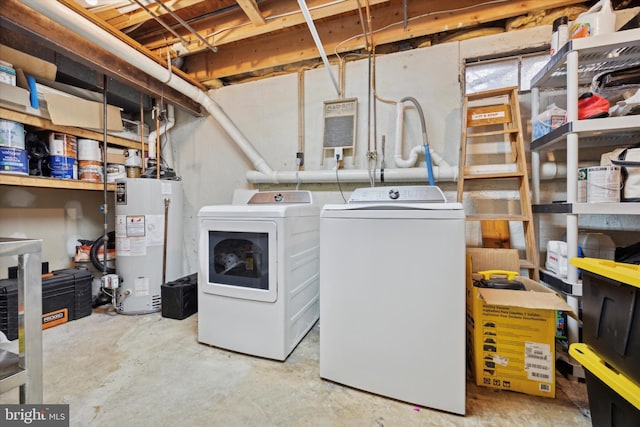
321, 98, 357, 164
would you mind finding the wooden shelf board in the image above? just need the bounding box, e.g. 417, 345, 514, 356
0, 174, 115, 191
0, 107, 144, 150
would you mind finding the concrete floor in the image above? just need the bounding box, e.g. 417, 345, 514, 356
1, 307, 592, 426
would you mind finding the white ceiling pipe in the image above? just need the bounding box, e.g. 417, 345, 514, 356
22, 0, 274, 176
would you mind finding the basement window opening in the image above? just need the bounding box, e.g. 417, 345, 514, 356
464, 51, 550, 94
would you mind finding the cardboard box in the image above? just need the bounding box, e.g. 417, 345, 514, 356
106, 147, 125, 164
43, 92, 123, 132
0, 44, 57, 81
466, 248, 576, 398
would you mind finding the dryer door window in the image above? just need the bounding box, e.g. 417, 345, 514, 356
200, 220, 277, 302
210, 232, 267, 288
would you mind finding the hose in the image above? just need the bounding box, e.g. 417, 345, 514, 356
399, 96, 435, 186
90, 231, 116, 274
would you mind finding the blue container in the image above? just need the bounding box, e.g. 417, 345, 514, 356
50, 166, 76, 179
49, 155, 75, 170
0, 146, 28, 175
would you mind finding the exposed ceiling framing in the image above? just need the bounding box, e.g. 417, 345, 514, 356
3, 0, 635, 111
66, 1, 599, 84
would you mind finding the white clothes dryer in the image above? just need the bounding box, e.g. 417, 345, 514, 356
320, 186, 466, 415
198, 191, 320, 361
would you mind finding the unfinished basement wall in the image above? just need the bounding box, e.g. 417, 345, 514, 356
172, 23, 639, 276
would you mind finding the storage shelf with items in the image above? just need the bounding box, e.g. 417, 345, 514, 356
0, 104, 143, 191
529, 28, 640, 364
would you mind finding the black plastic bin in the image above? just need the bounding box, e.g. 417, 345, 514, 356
571, 258, 640, 385
161, 273, 197, 320
570, 343, 640, 427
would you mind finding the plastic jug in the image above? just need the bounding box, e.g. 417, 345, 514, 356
570, 0, 616, 39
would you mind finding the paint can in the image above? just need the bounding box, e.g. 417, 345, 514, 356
49, 132, 77, 179
49, 132, 77, 158
106, 164, 126, 183
124, 149, 142, 178
0, 119, 25, 149
0, 146, 28, 175
587, 166, 621, 203
78, 160, 103, 183
77, 138, 102, 162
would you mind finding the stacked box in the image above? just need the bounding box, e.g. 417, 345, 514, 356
466, 248, 576, 398
0, 267, 93, 339
161, 273, 197, 320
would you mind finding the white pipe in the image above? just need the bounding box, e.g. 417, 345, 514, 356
248, 165, 457, 184
148, 104, 175, 160
247, 161, 568, 184
393, 100, 451, 169
23, 0, 274, 176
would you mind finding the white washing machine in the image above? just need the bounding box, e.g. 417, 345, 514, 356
320, 186, 466, 415
197, 190, 320, 361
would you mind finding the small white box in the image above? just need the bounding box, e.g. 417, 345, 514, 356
546, 240, 568, 278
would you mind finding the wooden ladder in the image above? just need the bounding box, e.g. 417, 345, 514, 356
457, 86, 539, 280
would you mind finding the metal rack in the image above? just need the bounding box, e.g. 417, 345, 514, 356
0, 238, 43, 403
530, 29, 640, 371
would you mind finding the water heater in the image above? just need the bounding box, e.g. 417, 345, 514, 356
114, 178, 184, 314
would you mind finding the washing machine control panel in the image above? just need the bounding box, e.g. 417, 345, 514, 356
248, 190, 313, 204
348, 186, 446, 203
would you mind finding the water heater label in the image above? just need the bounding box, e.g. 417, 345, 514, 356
126, 215, 146, 237
116, 181, 126, 204
134, 277, 150, 296
145, 214, 165, 246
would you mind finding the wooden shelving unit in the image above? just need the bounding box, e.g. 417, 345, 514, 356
0, 105, 141, 191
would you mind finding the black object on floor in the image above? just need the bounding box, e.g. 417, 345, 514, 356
0, 267, 93, 340
161, 273, 198, 320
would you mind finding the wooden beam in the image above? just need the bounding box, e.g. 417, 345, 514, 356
2, 0, 203, 115
183, 0, 586, 82
140, 0, 390, 54
235, 0, 266, 26
100, 0, 235, 31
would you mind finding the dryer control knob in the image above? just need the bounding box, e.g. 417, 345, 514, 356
274, 193, 284, 202
388, 189, 400, 200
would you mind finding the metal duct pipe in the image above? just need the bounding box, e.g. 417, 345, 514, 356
22, 0, 274, 176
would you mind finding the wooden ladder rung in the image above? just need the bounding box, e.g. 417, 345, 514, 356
520, 259, 537, 270
466, 129, 520, 138
466, 86, 518, 101
462, 171, 524, 180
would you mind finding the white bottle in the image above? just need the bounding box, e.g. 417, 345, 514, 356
550, 16, 569, 57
